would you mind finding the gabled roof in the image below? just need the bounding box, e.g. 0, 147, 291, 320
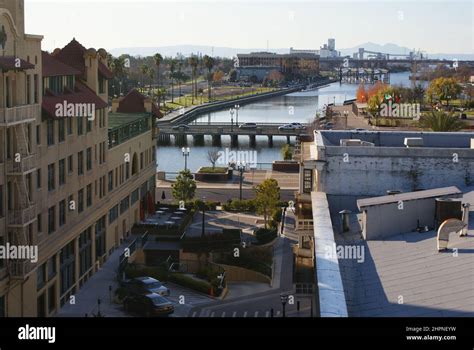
99, 61, 113, 79
53, 38, 87, 77
117, 89, 146, 113
42, 51, 81, 77
42, 80, 108, 119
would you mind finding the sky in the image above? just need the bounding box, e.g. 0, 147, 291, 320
25, 0, 473, 54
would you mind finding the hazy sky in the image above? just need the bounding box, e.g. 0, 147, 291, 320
25, 0, 473, 53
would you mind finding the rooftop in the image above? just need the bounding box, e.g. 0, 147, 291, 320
335, 187, 474, 316
108, 112, 150, 129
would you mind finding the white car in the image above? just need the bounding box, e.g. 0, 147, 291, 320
279, 123, 306, 131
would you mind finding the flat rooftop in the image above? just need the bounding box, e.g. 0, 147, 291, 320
108, 112, 150, 129
318, 130, 474, 149
335, 188, 474, 317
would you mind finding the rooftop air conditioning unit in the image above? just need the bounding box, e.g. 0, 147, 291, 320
340, 139, 362, 146
404, 137, 423, 148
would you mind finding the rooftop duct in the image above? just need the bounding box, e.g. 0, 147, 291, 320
404, 137, 424, 148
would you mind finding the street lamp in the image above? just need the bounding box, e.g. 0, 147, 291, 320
230, 108, 235, 132
237, 161, 246, 201
119, 81, 123, 96
280, 293, 288, 318
201, 196, 206, 239
182, 147, 190, 171
234, 104, 240, 126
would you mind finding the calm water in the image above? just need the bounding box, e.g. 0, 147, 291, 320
157, 72, 412, 173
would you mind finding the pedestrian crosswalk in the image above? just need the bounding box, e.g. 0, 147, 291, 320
190, 309, 282, 318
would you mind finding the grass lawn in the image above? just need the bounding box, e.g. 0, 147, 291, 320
198, 167, 228, 173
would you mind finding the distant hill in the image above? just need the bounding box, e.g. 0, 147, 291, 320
110, 43, 474, 60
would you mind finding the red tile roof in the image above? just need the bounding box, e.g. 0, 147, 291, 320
0, 57, 34, 71
53, 38, 87, 78
98, 61, 113, 79
42, 51, 81, 77
42, 81, 108, 119
117, 89, 146, 113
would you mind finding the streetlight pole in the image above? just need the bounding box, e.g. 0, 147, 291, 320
201, 196, 206, 238
280, 293, 288, 318
237, 162, 246, 201
182, 147, 190, 171
235, 104, 240, 127
230, 108, 235, 132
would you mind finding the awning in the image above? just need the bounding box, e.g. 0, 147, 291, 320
0, 57, 35, 71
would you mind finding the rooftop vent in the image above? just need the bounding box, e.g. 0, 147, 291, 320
471, 139, 474, 149
340, 139, 375, 147
404, 137, 424, 148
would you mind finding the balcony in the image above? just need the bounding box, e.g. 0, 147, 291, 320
6, 154, 37, 175
0, 104, 40, 126
8, 260, 35, 279
7, 205, 37, 227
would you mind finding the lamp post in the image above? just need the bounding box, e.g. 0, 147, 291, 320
119, 81, 123, 96
280, 293, 288, 318
230, 108, 235, 132
234, 104, 240, 127
237, 161, 246, 201
182, 147, 190, 171
201, 196, 206, 238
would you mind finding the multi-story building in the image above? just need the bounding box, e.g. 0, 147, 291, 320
0, 0, 157, 317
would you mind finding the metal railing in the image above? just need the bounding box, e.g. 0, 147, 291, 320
0, 104, 40, 125
6, 154, 37, 174
8, 260, 34, 279
8, 205, 36, 226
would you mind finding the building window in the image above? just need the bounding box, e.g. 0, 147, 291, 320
131, 188, 139, 205
59, 159, 65, 186
36, 169, 41, 189
48, 206, 56, 234
77, 117, 83, 135
59, 199, 66, 227
303, 169, 313, 194
47, 119, 54, 146
48, 163, 55, 191
34, 74, 39, 103
0, 295, 4, 317
78, 189, 84, 213
36, 125, 41, 145
48, 256, 57, 280
60, 241, 75, 295
37, 214, 42, 233
109, 205, 119, 224
67, 118, 73, 135
95, 216, 106, 259
86, 119, 92, 133
79, 228, 92, 276
58, 118, 65, 143
120, 196, 129, 215
48, 285, 56, 314
140, 152, 144, 170
67, 155, 73, 174
78, 151, 83, 176
0, 185, 3, 218
108, 171, 113, 192
86, 148, 92, 171
37, 263, 46, 290
86, 184, 92, 208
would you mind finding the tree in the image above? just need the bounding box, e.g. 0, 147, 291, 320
172, 170, 196, 202
418, 110, 466, 132
153, 53, 163, 105
169, 59, 177, 103
356, 83, 368, 103
207, 149, 221, 169
254, 179, 280, 229
203, 55, 215, 101
213, 70, 224, 84
147, 68, 155, 96
139, 64, 149, 90
426, 77, 462, 107
281, 144, 293, 160
188, 55, 199, 103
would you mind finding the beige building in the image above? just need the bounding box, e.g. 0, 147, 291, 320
0, 0, 157, 317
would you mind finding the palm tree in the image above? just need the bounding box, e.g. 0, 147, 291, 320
153, 53, 163, 105
169, 59, 177, 103
188, 55, 199, 104
177, 60, 183, 104
418, 110, 466, 131
148, 68, 155, 97
203, 55, 215, 101
140, 64, 149, 92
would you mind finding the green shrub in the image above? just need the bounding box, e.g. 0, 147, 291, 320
222, 199, 256, 212
168, 273, 212, 295
255, 228, 277, 245
199, 167, 228, 174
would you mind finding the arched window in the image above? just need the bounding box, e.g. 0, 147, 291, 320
131, 153, 138, 175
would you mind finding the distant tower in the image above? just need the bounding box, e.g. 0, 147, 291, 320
328, 38, 335, 51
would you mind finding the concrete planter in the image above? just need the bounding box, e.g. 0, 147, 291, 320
272, 160, 299, 172
195, 167, 233, 182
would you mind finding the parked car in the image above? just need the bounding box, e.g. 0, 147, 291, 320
122, 277, 170, 296
123, 293, 174, 317
239, 122, 257, 129
171, 124, 189, 130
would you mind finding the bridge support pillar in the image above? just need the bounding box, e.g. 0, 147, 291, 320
193, 134, 205, 146
174, 134, 188, 147
212, 134, 221, 147
157, 134, 171, 146
286, 135, 291, 145
249, 134, 256, 148
267, 135, 273, 148
231, 135, 239, 148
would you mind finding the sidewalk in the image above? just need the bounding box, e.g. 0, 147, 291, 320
56, 240, 132, 317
